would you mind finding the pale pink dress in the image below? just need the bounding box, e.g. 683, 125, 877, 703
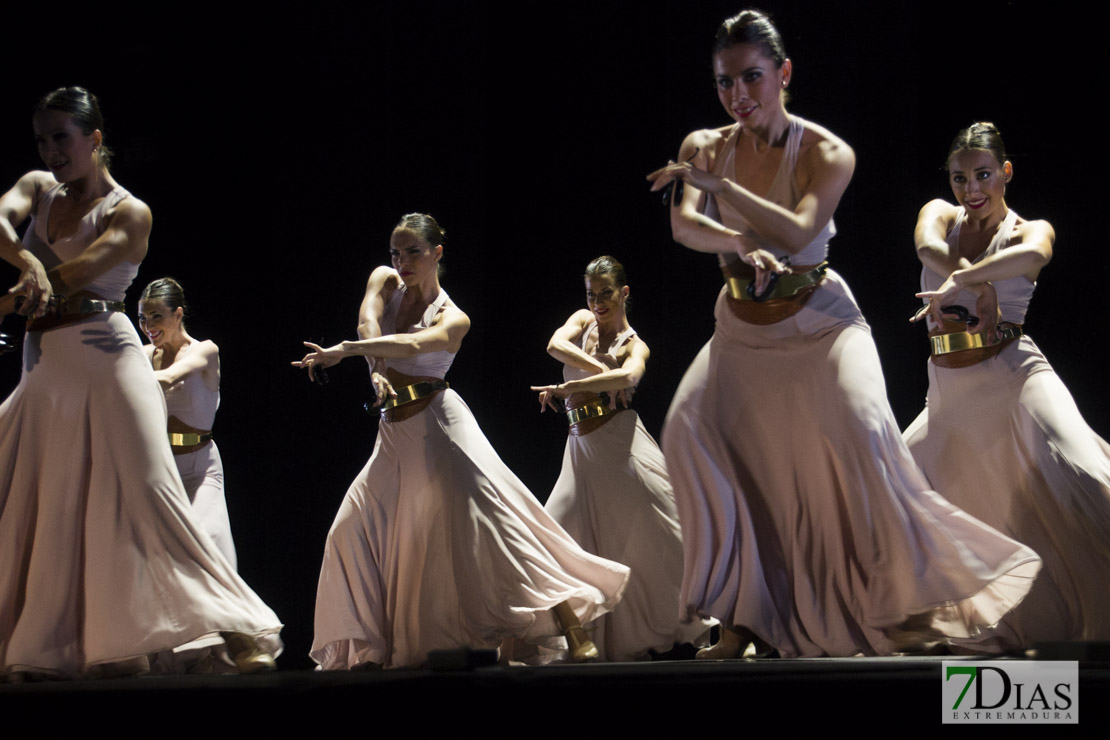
311, 286, 630, 669
662, 118, 1042, 657
162, 341, 237, 569
544, 323, 710, 661
0, 183, 281, 677
904, 207, 1110, 649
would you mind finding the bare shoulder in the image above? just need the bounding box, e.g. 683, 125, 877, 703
1012, 217, 1055, 246
918, 198, 960, 227
195, 338, 220, 359
107, 195, 153, 232
627, 332, 650, 360
20, 170, 57, 192
439, 301, 471, 333
569, 308, 595, 326
680, 126, 734, 168
0, 171, 57, 219
798, 119, 855, 171
366, 265, 401, 295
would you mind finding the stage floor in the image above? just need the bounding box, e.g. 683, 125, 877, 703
4, 654, 1108, 731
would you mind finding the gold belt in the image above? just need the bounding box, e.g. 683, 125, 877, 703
169, 432, 213, 447
566, 400, 615, 426
380, 380, 449, 411
725, 262, 828, 302
930, 324, 1023, 355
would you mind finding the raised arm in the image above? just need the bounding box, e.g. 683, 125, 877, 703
648, 129, 754, 256
913, 199, 965, 277
545, 309, 609, 375
357, 266, 396, 342
648, 125, 855, 256
152, 340, 219, 390
0, 171, 54, 316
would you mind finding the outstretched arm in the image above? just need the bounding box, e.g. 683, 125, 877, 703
152, 340, 219, 389
294, 305, 470, 376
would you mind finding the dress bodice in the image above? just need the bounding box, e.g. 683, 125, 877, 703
380, 283, 456, 378
562, 322, 637, 383
920, 208, 1035, 327
162, 342, 219, 430
21, 183, 139, 301
706, 116, 835, 267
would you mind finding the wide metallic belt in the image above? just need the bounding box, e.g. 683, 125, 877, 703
169, 432, 214, 447
930, 324, 1023, 355
380, 380, 449, 411
566, 399, 615, 426
725, 262, 828, 302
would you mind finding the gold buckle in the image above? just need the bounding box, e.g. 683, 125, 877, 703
725, 262, 828, 301
566, 401, 614, 426
169, 432, 213, 447
929, 325, 1022, 355
380, 380, 449, 411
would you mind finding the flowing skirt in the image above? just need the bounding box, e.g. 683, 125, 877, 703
311, 388, 630, 669
545, 410, 711, 661
662, 272, 1041, 657
904, 335, 1110, 649
0, 313, 281, 677
176, 441, 237, 570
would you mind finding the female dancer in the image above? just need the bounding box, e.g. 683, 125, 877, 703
646, 11, 1040, 658
297, 214, 629, 669
532, 256, 709, 661
0, 88, 279, 677
905, 122, 1110, 649
139, 278, 237, 568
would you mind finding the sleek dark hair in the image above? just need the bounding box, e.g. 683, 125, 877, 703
712, 9, 787, 67
947, 122, 1008, 168
141, 277, 187, 317
35, 86, 112, 169
395, 213, 446, 246
585, 255, 630, 312
584, 255, 626, 287
395, 213, 446, 277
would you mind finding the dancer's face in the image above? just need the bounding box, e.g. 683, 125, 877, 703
584, 274, 627, 325
713, 43, 790, 129
947, 149, 1011, 221
389, 229, 441, 285
138, 299, 184, 349
32, 109, 101, 183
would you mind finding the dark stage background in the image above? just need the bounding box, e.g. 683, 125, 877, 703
1, 1, 1104, 668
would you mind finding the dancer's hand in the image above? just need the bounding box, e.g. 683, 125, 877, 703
739, 248, 790, 297
647, 154, 717, 195
370, 372, 396, 406
610, 388, 634, 409
970, 283, 1001, 339
292, 341, 344, 382
8, 259, 52, 317
532, 384, 569, 412
533, 388, 563, 413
